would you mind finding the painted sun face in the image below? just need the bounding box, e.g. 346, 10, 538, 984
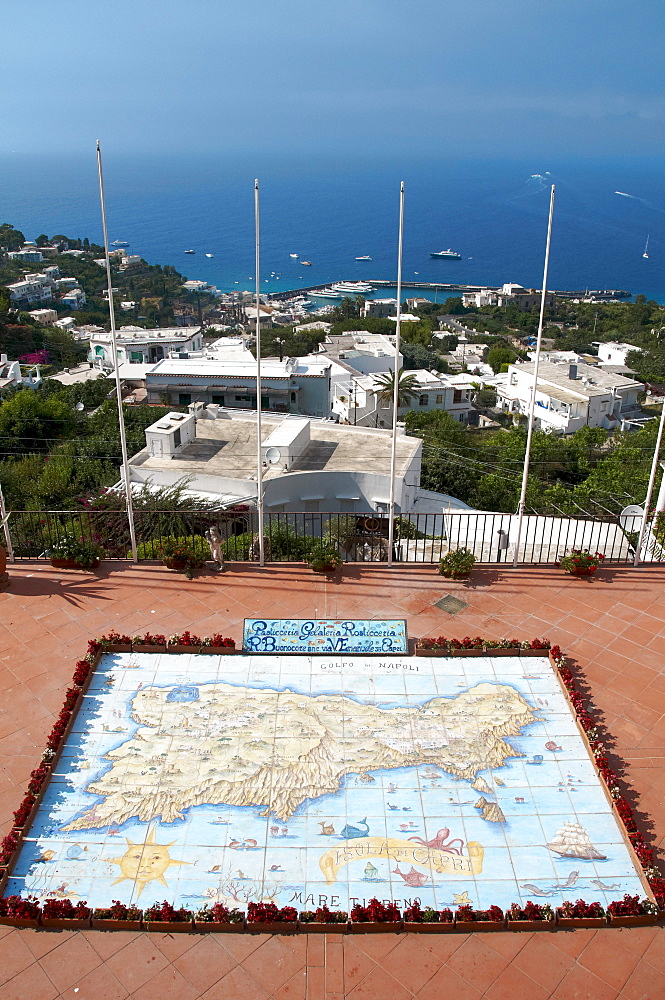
109, 828, 187, 898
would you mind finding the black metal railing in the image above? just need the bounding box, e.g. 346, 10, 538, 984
3, 508, 661, 565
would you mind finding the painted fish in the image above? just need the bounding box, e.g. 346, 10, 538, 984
340, 818, 369, 839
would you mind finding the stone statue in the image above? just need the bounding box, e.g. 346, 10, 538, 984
205, 526, 225, 572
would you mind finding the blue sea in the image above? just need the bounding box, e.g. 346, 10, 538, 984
2, 153, 664, 302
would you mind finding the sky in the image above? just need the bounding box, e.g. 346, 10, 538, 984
3, 0, 664, 162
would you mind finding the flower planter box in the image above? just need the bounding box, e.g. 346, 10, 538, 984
42, 915, 91, 930
403, 921, 455, 933
0, 915, 40, 928
167, 644, 202, 654
519, 648, 548, 657
247, 921, 298, 934
145, 919, 193, 933
51, 558, 100, 570
486, 648, 520, 656
608, 913, 656, 927
350, 920, 403, 933
299, 921, 348, 933
92, 917, 143, 931
556, 911, 606, 929
415, 647, 447, 657
131, 644, 167, 653
311, 565, 340, 574
164, 559, 188, 571
447, 649, 482, 657
207, 646, 236, 655
455, 919, 505, 932
194, 919, 245, 933
568, 567, 597, 577
102, 643, 133, 653
507, 917, 554, 931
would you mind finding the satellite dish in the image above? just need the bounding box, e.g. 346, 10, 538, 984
620, 504, 644, 532
285, 357, 298, 374
265, 447, 281, 464
75, 402, 84, 411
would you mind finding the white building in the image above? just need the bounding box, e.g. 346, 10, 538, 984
332, 369, 473, 427
129, 409, 423, 515
314, 331, 401, 376
596, 342, 641, 368
60, 287, 86, 309
88, 327, 205, 368
8, 249, 44, 263
497, 360, 643, 433
0, 354, 42, 392
362, 298, 397, 318
27, 308, 57, 324
5, 274, 54, 306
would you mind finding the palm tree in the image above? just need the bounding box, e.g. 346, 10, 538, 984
373, 368, 421, 411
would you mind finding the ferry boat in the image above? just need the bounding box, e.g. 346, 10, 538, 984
331, 281, 373, 294
430, 249, 461, 259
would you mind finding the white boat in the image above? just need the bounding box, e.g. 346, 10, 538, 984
111, 240, 130, 246
184, 249, 195, 254
205, 253, 214, 258
290, 253, 299, 258
355, 255, 372, 261
331, 281, 373, 294
430, 249, 461, 259
547, 821, 606, 860
643, 236, 649, 259
300, 260, 312, 266
309, 287, 344, 299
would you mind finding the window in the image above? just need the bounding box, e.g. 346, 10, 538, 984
419, 394, 428, 406
130, 351, 143, 362
235, 394, 251, 402
178, 393, 191, 406
436, 394, 443, 404
291, 391, 296, 402
453, 389, 462, 404
211, 394, 225, 405
173, 428, 181, 448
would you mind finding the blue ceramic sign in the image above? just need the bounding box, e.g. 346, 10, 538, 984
242, 618, 408, 653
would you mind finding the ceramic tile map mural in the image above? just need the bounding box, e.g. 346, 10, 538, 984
242, 619, 408, 654
7, 651, 646, 913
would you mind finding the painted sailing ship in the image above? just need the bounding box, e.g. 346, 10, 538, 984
547, 821, 606, 860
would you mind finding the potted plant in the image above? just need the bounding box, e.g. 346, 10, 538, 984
415, 637, 449, 657
483, 638, 523, 656
454, 904, 505, 931
556, 899, 606, 928
305, 541, 342, 573
403, 902, 454, 932
154, 535, 208, 579
350, 898, 402, 933
144, 900, 194, 932
194, 902, 245, 932
99, 631, 133, 653
246, 901, 298, 933
92, 900, 143, 930
607, 894, 657, 927
559, 550, 605, 577
447, 636, 485, 657
13, 793, 37, 832
132, 632, 167, 653
439, 548, 476, 579
0, 894, 41, 928
167, 631, 203, 653
519, 638, 551, 657
42, 898, 91, 929
507, 901, 554, 930
201, 634, 236, 654
50, 534, 103, 570
299, 905, 349, 933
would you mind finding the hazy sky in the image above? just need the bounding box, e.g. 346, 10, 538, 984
4, 0, 664, 160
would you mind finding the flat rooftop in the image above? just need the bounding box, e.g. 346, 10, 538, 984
1, 562, 665, 997
517, 360, 642, 396
131, 413, 421, 479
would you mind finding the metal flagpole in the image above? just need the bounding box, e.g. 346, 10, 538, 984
254, 179, 265, 567
387, 181, 405, 568
96, 141, 138, 563
633, 400, 665, 566
512, 184, 555, 568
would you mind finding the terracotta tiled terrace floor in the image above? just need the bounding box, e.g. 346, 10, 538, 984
1, 560, 664, 1000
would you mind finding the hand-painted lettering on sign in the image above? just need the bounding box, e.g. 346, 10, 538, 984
242, 619, 408, 654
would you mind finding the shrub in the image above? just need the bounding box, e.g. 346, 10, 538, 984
305, 540, 342, 570
350, 898, 400, 923
144, 900, 193, 922
49, 534, 104, 568
439, 547, 476, 578
93, 900, 142, 920
559, 549, 605, 573
299, 905, 348, 924
196, 903, 244, 923
42, 898, 90, 919
247, 901, 298, 923
136, 534, 208, 578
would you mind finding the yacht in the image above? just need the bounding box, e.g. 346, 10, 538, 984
111, 240, 130, 246
309, 287, 343, 299
184, 249, 195, 254
355, 255, 372, 261
289, 253, 299, 258
331, 281, 373, 294
430, 249, 461, 259
205, 253, 213, 258
300, 260, 312, 266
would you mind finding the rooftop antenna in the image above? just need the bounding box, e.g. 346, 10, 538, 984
96, 141, 138, 562
387, 181, 405, 568
512, 184, 555, 568
254, 179, 265, 566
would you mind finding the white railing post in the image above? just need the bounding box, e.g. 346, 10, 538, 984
254, 179, 265, 567
387, 181, 405, 568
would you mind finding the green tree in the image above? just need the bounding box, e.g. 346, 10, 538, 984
0, 223, 25, 251
0, 389, 77, 453
487, 345, 518, 373
374, 368, 421, 409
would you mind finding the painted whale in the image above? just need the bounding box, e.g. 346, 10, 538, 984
341, 818, 369, 839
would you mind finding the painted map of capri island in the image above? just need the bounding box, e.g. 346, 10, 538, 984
8, 646, 646, 913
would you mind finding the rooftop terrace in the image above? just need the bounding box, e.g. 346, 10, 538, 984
0, 561, 664, 998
